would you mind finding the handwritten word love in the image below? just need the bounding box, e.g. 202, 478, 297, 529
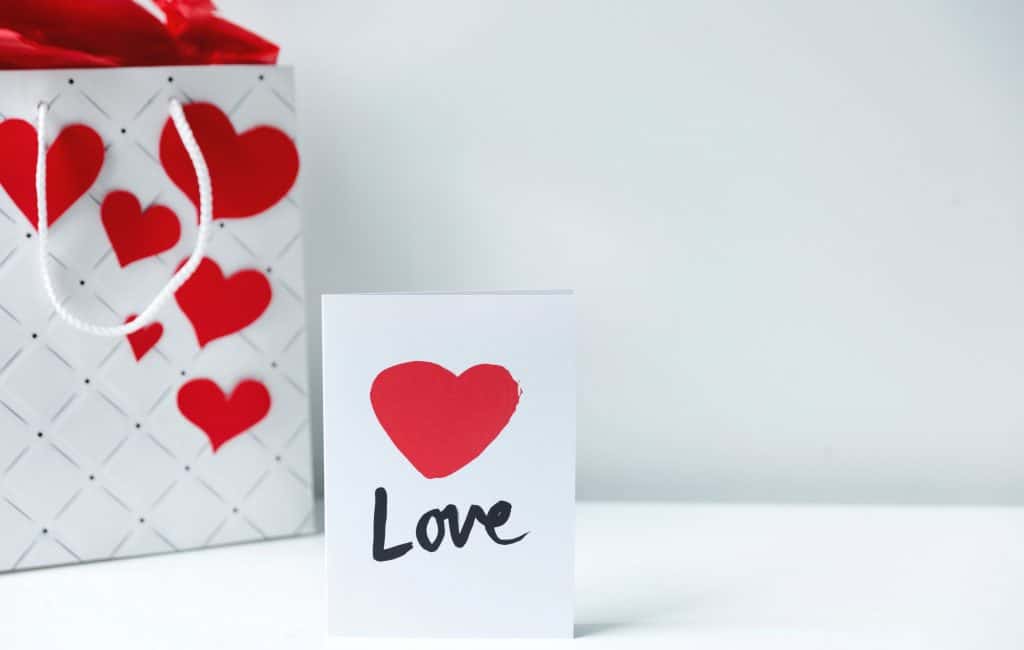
372, 487, 528, 561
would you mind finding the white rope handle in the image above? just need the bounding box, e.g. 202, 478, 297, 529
36, 98, 212, 337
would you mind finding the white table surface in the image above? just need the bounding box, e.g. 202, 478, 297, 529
3, 502, 1022, 649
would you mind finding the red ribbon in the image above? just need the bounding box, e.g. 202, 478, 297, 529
0, 0, 278, 69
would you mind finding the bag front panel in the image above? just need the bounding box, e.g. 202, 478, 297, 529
0, 65, 314, 571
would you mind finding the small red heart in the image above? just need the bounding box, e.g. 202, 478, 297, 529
174, 257, 271, 347
0, 119, 104, 229
124, 314, 163, 361
101, 190, 181, 267
177, 378, 271, 452
159, 102, 298, 220
370, 362, 521, 479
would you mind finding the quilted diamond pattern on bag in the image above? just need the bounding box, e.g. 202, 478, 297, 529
0, 65, 314, 571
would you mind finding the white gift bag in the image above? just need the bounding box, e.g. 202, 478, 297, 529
0, 65, 315, 572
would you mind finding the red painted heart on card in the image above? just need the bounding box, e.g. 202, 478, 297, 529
0, 119, 104, 229
174, 257, 271, 347
101, 190, 181, 267
124, 314, 163, 361
159, 102, 298, 220
370, 361, 521, 479
177, 378, 271, 452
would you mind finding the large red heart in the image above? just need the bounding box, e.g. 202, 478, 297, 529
177, 378, 271, 452
174, 257, 271, 347
124, 314, 163, 361
370, 361, 521, 479
101, 190, 181, 267
0, 119, 104, 229
159, 102, 298, 220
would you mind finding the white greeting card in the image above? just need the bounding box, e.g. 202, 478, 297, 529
322, 292, 575, 638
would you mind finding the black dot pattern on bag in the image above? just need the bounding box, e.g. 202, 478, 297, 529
0, 65, 320, 576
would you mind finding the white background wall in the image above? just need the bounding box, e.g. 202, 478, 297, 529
218, 0, 1024, 503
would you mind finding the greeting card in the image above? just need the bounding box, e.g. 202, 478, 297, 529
322, 292, 575, 638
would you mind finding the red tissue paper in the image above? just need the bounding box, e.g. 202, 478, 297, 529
0, 0, 278, 69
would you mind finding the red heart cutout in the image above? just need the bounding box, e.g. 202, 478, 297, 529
0, 119, 104, 229
124, 314, 163, 361
159, 102, 298, 220
174, 257, 271, 347
177, 378, 271, 452
370, 361, 521, 479
101, 190, 181, 267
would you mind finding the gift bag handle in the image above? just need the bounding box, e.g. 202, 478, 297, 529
35, 98, 212, 337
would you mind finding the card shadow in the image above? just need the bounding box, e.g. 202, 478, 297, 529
573, 583, 704, 638
575, 622, 627, 638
